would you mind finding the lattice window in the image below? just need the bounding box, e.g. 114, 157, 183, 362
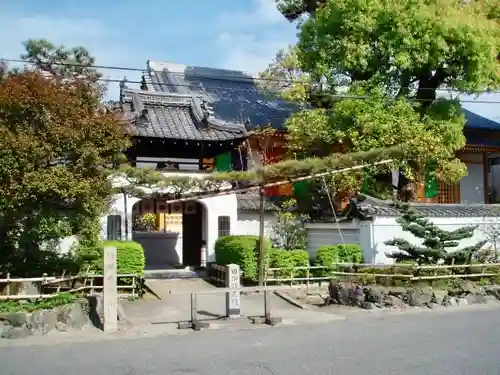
217, 216, 231, 238
436, 181, 461, 203
107, 215, 122, 240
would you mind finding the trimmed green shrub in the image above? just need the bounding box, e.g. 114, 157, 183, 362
82, 241, 146, 276
315, 244, 363, 267
269, 248, 294, 279
290, 249, 310, 278
215, 235, 271, 281
101, 241, 145, 276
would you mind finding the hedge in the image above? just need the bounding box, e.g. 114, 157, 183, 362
268, 248, 310, 279
81, 240, 146, 276
101, 241, 146, 276
214, 235, 271, 281
315, 244, 363, 268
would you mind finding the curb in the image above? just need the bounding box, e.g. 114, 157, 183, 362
274, 291, 309, 310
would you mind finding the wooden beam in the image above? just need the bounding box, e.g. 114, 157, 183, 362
160, 159, 394, 204
483, 151, 489, 203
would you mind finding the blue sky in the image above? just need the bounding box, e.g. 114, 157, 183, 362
1, 0, 297, 99
0, 0, 498, 121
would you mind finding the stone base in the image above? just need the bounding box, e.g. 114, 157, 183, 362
248, 315, 283, 326
177, 321, 210, 331
0, 301, 92, 340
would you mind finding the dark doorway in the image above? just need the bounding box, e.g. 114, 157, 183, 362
182, 201, 203, 266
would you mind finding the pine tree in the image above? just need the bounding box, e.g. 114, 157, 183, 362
385, 203, 486, 265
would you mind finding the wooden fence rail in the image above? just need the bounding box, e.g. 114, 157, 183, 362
0, 273, 141, 301
263, 262, 500, 286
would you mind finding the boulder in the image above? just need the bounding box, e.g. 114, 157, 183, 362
484, 286, 500, 300
364, 286, 389, 304
465, 293, 487, 305
385, 295, 407, 309
0, 321, 13, 338
408, 288, 433, 307
29, 309, 58, 336
55, 302, 89, 329
326, 281, 351, 305
2, 326, 30, 339
441, 295, 457, 307
349, 285, 365, 307
1, 312, 28, 327
361, 301, 376, 310
432, 290, 448, 305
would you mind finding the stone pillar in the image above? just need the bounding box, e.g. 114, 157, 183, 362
103, 246, 118, 333
225, 264, 241, 319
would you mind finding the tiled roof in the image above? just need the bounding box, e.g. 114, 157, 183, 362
361, 195, 500, 217
144, 60, 298, 131
464, 108, 500, 131
121, 89, 247, 141
236, 194, 279, 212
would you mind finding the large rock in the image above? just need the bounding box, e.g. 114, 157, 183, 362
407, 288, 433, 307
0, 321, 13, 338
2, 326, 30, 339
54, 302, 90, 329
432, 290, 448, 305
484, 285, 500, 300
385, 295, 408, 308
0, 313, 28, 327
364, 286, 390, 304
349, 285, 365, 307
29, 310, 58, 336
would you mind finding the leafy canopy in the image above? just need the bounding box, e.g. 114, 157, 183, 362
0, 40, 129, 275
265, 0, 500, 192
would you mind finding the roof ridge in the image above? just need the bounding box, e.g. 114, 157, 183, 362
147, 60, 259, 82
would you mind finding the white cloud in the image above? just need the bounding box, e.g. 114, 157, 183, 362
0, 14, 141, 100
214, 0, 297, 73
217, 0, 285, 30
216, 33, 292, 73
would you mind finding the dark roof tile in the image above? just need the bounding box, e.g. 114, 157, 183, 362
236, 194, 279, 212
145, 60, 299, 131
362, 195, 500, 217
121, 89, 246, 141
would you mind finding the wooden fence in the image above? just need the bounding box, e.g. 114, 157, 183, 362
0, 272, 142, 301
263, 262, 500, 287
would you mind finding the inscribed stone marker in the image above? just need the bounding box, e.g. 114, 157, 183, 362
103, 246, 118, 333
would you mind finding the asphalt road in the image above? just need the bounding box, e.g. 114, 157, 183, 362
2, 307, 500, 375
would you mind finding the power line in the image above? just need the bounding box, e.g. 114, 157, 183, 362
3, 57, 500, 95
2, 58, 500, 104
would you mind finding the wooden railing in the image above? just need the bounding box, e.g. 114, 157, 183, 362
264, 262, 500, 287
0, 272, 142, 300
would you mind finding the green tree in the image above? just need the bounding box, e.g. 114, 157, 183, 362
385, 203, 486, 265
265, 0, 500, 196
21, 39, 100, 80
270, 199, 309, 250
0, 42, 129, 276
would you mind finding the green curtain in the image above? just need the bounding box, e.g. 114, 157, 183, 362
425, 161, 439, 198
362, 168, 370, 194
293, 180, 309, 199
215, 152, 232, 172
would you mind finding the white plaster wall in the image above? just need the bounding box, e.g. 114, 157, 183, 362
460, 163, 484, 204
234, 212, 276, 238
98, 193, 238, 265
198, 194, 238, 263
304, 221, 361, 260
372, 216, 495, 264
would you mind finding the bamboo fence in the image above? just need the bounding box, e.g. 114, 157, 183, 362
264, 262, 500, 287
0, 272, 141, 301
